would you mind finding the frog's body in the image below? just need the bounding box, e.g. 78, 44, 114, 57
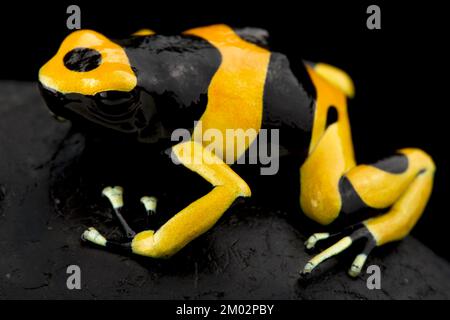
39, 25, 435, 277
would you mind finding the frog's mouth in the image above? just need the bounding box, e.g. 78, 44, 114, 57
39, 83, 161, 141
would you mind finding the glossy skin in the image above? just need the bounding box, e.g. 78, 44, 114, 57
40, 28, 314, 152
39, 25, 435, 277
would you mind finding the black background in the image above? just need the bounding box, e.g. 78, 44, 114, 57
0, 1, 448, 260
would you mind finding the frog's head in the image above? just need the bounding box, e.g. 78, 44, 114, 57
39, 30, 160, 141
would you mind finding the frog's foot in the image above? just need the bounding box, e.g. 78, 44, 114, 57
301, 224, 376, 277
101, 186, 136, 239
81, 187, 159, 252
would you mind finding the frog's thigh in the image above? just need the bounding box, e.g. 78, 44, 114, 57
300, 122, 353, 225
131, 141, 251, 258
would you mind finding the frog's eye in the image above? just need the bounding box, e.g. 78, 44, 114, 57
96, 90, 136, 106
63, 47, 102, 72
94, 90, 137, 116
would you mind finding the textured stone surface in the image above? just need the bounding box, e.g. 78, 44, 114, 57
1, 80, 450, 299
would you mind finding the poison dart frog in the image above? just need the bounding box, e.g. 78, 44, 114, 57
38, 24, 435, 277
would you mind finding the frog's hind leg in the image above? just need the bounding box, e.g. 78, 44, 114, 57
301, 147, 435, 277
300, 65, 435, 277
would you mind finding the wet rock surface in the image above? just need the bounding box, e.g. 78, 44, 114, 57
1, 80, 450, 299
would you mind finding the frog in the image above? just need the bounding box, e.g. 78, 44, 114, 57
38, 24, 435, 277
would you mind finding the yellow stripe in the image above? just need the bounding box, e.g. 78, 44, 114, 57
300, 123, 345, 225
306, 66, 355, 169
313, 63, 355, 98
132, 29, 155, 36
184, 25, 271, 162
300, 67, 355, 225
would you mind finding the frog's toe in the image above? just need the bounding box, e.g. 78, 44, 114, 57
81, 226, 133, 253
102, 186, 124, 209
140, 196, 158, 226
102, 185, 135, 239
304, 232, 331, 249
348, 253, 369, 277
301, 225, 376, 277
81, 227, 107, 246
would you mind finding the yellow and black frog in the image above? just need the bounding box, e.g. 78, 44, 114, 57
38, 24, 435, 277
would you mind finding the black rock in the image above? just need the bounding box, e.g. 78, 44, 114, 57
1, 81, 450, 299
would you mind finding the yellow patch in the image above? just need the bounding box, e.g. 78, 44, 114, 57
39, 29, 137, 95
300, 123, 345, 225
184, 25, 271, 162
306, 66, 355, 166
132, 29, 155, 36
314, 63, 355, 98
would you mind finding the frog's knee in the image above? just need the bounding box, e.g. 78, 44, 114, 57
399, 148, 436, 173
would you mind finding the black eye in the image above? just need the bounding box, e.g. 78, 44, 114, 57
94, 90, 137, 116
96, 91, 135, 106
63, 47, 102, 72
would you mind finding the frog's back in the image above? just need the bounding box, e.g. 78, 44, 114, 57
118, 25, 317, 160
262, 52, 316, 155
185, 25, 316, 161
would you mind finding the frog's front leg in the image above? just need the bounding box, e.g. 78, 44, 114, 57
82, 141, 251, 258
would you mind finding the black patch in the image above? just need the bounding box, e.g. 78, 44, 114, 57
262, 53, 316, 163
63, 47, 102, 72
234, 27, 270, 49
326, 106, 339, 127
339, 176, 368, 214
115, 35, 222, 131
371, 153, 409, 174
